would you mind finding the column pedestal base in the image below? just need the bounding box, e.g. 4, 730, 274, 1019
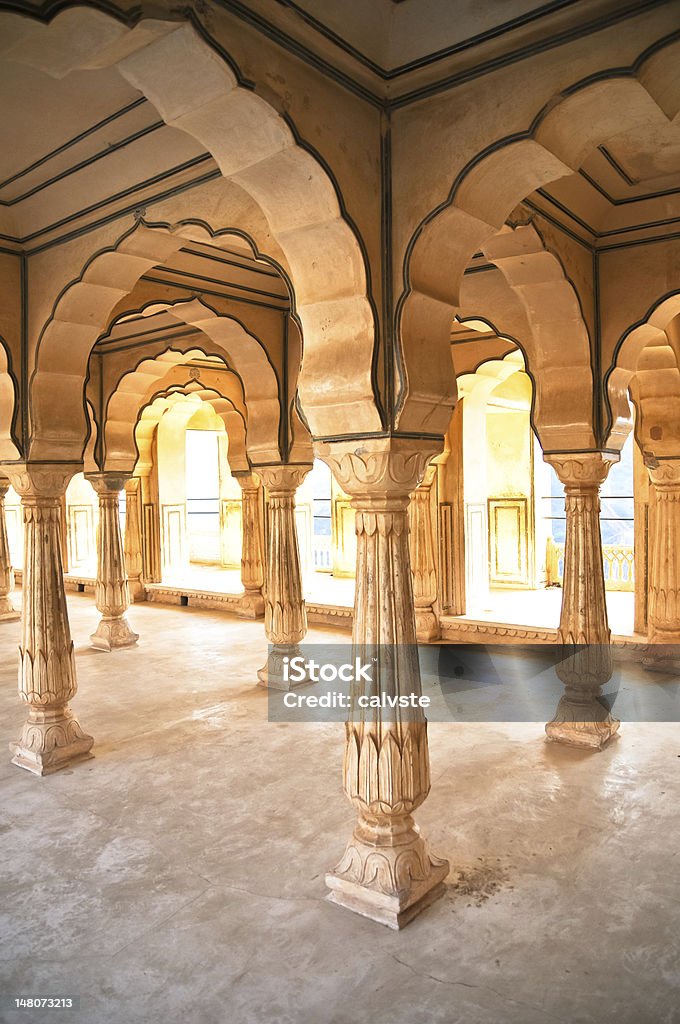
546, 696, 620, 750
239, 590, 265, 619
90, 615, 139, 651
127, 579, 146, 604
326, 827, 449, 930
415, 607, 440, 643
10, 707, 94, 775
257, 645, 310, 690
643, 638, 680, 673
0, 605, 20, 621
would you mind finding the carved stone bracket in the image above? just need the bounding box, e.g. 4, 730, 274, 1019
543, 452, 619, 749
87, 473, 139, 652
317, 437, 449, 927
3, 463, 93, 774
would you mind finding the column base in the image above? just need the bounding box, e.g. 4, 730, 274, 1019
325, 824, 449, 929
643, 638, 680, 673
257, 645, 310, 690
10, 706, 94, 776
127, 579, 146, 603
546, 696, 620, 750
238, 590, 265, 619
0, 599, 20, 621
90, 615, 139, 651
415, 607, 440, 643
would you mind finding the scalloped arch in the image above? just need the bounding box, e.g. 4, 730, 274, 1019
397, 38, 680, 438
31, 225, 293, 462
606, 293, 680, 452
100, 296, 292, 466
0, 338, 19, 462
4, 8, 381, 451
134, 386, 249, 478
457, 224, 595, 451
104, 349, 248, 472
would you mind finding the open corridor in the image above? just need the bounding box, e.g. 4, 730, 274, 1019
1, 593, 678, 1024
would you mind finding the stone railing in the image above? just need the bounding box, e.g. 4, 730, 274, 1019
546, 538, 634, 591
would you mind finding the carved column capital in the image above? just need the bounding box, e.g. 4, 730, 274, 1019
645, 457, 680, 489
317, 436, 443, 506
233, 470, 261, 494
255, 463, 311, 495
85, 471, 131, 496
4, 463, 80, 500
544, 451, 618, 490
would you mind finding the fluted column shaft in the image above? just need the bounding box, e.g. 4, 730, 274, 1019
256, 464, 310, 687
87, 474, 138, 652
235, 472, 265, 619
409, 464, 439, 641
6, 466, 93, 774
123, 478, 144, 602
646, 459, 680, 657
0, 480, 18, 620
545, 453, 619, 749
320, 438, 449, 929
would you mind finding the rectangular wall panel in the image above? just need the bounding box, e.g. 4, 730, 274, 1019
488, 497, 529, 586
67, 504, 95, 572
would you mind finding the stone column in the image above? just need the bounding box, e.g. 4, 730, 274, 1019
235, 471, 265, 619
645, 458, 680, 667
320, 438, 449, 929
633, 440, 650, 636
545, 453, 619, 749
6, 465, 93, 775
0, 480, 19, 621
139, 471, 161, 583
256, 464, 311, 688
59, 494, 69, 574
87, 473, 139, 651
124, 477, 145, 603
409, 463, 439, 641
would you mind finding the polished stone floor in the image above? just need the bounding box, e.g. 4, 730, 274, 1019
0, 594, 678, 1024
